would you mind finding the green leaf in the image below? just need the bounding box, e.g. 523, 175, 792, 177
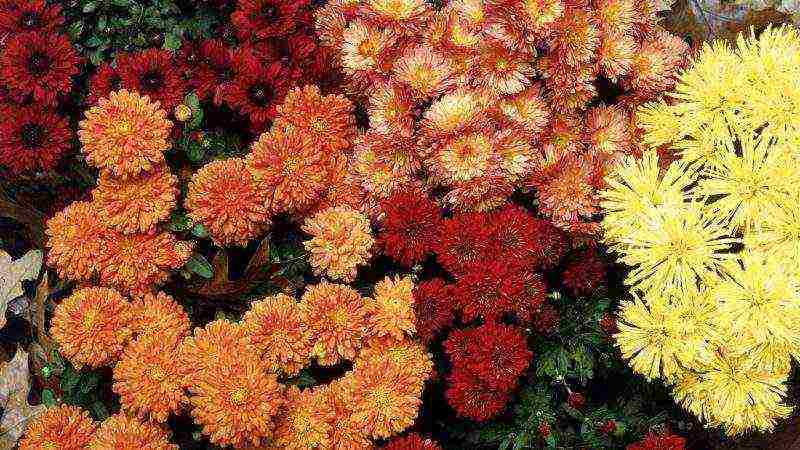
41, 389, 57, 407
82, 1, 97, 13
191, 223, 209, 238
67, 21, 84, 40
79, 373, 99, 394
185, 92, 200, 109
186, 141, 205, 162
186, 254, 214, 279
88, 49, 106, 66
112, 0, 130, 6
84, 35, 107, 48
90, 401, 109, 420
163, 31, 182, 50
168, 212, 191, 232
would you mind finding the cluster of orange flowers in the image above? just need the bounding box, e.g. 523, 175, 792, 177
314, 0, 689, 234
45, 90, 192, 294
35, 277, 432, 448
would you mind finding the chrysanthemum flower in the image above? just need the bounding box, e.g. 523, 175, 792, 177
455, 261, 527, 322
596, 31, 636, 81
444, 175, 516, 212
351, 131, 419, 197
378, 189, 442, 266
0, 104, 71, 175
341, 20, 398, 88
471, 42, 535, 95
366, 275, 416, 340
231, 0, 311, 42
51, 287, 132, 369
360, 0, 431, 33
624, 31, 688, 99
272, 386, 335, 449
275, 85, 357, 154
186, 158, 269, 247
392, 45, 455, 100
181, 39, 232, 103
98, 230, 193, 294
350, 358, 424, 439
420, 89, 486, 143
425, 131, 500, 186
226, 53, 291, 128
485, 205, 539, 268
128, 291, 191, 340
450, 323, 532, 391
435, 212, 492, 276
92, 168, 178, 234
550, 7, 599, 66
187, 352, 285, 448
247, 126, 330, 214
179, 320, 251, 373
532, 302, 560, 335
535, 155, 602, 224
242, 294, 314, 376
356, 337, 433, 389
113, 332, 191, 423
314, 0, 361, 52
626, 431, 686, 450
320, 377, 375, 450
0, 0, 64, 35
562, 248, 606, 297
585, 105, 632, 159
88, 413, 178, 449
87, 63, 122, 105
496, 84, 550, 138
593, 0, 636, 35
385, 433, 442, 450
445, 369, 509, 421
78, 90, 172, 179
115, 49, 188, 112
45, 201, 109, 282
368, 82, 417, 137
413, 279, 455, 344
300, 282, 369, 365
19, 405, 96, 450
302, 206, 374, 282
0, 31, 78, 105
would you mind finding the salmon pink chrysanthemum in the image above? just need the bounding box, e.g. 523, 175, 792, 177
302, 206, 374, 282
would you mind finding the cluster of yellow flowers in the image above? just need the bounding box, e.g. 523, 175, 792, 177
601, 25, 800, 435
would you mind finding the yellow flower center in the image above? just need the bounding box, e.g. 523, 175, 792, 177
284, 155, 302, 173
332, 308, 349, 327
82, 309, 99, 329
230, 387, 249, 406
495, 58, 509, 71
149, 366, 167, 382
371, 386, 392, 410
42, 442, 58, 450
358, 39, 379, 58
174, 104, 192, 122
311, 118, 328, 132
115, 119, 134, 136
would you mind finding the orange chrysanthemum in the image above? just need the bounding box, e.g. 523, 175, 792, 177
367, 275, 415, 340
247, 126, 331, 214
273, 386, 335, 450
321, 377, 375, 450
444, 176, 514, 212
97, 230, 192, 294
187, 352, 285, 448
497, 84, 551, 138
425, 131, 500, 186
302, 206, 374, 282
341, 20, 397, 89
421, 89, 486, 142
91, 167, 178, 234
350, 358, 423, 439
535, 155, 600, 224
78, 90, 172, 179
128, 291, 191, 340
356, 337, 433, 389
19, 405, 96, 450
596, 31, 635, 81
45, 201, 109, 282
300, 282, 369, 365
471, 43, 535, 95
186, 158, 269, 247
585, 104, 631, 158
179, 320, 251, 373
360, 0, 432, 33
275, 85, 357, 154
242, 294, 314, 376
88, 414, 177, 449
112, 332, 191, 423
50, 286, 132, 368
351, 139, 417, 199
551, 7, 599, 67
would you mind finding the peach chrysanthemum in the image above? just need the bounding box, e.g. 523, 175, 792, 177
88, 413, 177, 449
112, 332, 191, 423
187, 352, 285, 448
421, 89, 486, 142
471, 43, 535, 95
551, 8, 599, 67
536, 155, 600, 224
179, 320, 251, 373
19, 405, 96, 450
242, 294, 314, 376
444, 176, 514, 212
45, 201, 109, 282
585, 105, 632, 159
350, 358, 423, 439
360, 0, 432, 33
186, 158, 269, 247
78, 90, 172, 179
128, 291, 191, 340
596, 31, 636, 81
368, 82, 416, 137
494, 128, 540, 180
594, 0, 636, 35
273, 386, 335, 449
315, 0, 359, 51
247, 126, 330, 214
97, 230, 193, 294
356, 338, 433, 389
92, 168, 178, 234
497, 84, 551, 138
341, 20, 397, 88
51, 286, 132, 368
302, 206, 374, 282
275, 85, 357, 154
426, 131, 500, 186
367, 275, 416, 340
392, 45, 455, 100
300, 282, 370, 365
624, 31, 688, 98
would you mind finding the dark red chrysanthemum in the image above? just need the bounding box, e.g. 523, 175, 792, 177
280, 31, 334, 84
562, 248, 606, 297
116, 48, 188, 111
512, 270, 548, 322
436, 212, 492, 277
532, 303, 560, 335
181, 39, 233, 103
528, 218, 569, 270
600, 312, 619, 336
0, 104, 70, 175
627, 431, 686, 450
454, 261, 526, 323
0, 31, 78, 105
445, 369, 510, 421
487, 205, 546, 270
384, 433, 443, 450
87, 63, 122, 105
231, 0, 311, 42
567, 392, 585, 410
225, 49, 290, 130
413, 278, 455, 344
0, 0, 64, 35
379, 189, 442, 266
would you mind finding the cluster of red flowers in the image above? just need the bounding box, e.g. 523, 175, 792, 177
626, 431, 686, 450
88, 0, 335, 131
316, 0, 689, 236
0, 0, 78, 175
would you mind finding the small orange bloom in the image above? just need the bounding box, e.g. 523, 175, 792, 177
302, 206, 375, 282
128, 291, 191, 340
300, 282, 369, 365
19, 405, 96, 450
89, 413, 178, 449
92, 167, 178, 234
367, 275, 415, 340
275, 85, 357, 154
45, 201, 110, 282
273, 386, 335, 449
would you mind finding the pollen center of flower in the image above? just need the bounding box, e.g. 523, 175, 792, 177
41, 442, 57, 450
331, 307, 349, 327
20, 123, 45, 149
248, 84, 274, 106
149, 366, 167, 382
371, 387, 392, 410
230, 387, 249, 405
141, 70, 165, 91
27, 51, 51, 75
311, 118, 328, 132
82, 309, 99, 330
495, 58, 509, 70
21, 11, 42, 30
358, 39, 379, 58
115, 119, 134, 137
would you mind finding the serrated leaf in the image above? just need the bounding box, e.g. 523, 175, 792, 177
186, 254, 214, 279
191, 223, 209, 238
67, 21, 84, 40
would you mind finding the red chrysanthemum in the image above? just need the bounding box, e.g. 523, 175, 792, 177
486, 205, 544, 270
0, 31, 78, 105
512, 270, 548, 322
181, 39, 232, 103
226, 50, 291, 129
562, 248, 607, 297
532, 303, 560, 335
384, 433, 443, 450
0, 0, 64, 35
445, 369, 510, 421
627, 431, 686, 450
454, 261, 527, 323
87, 62, 122, 105
378, 189, 442, 266
0, 104, 70, 175
526, 217, 569, 270
435, 212, 492, 277
600, 311, 619, 336
231, 0, 311, 42
412, 278, 455, 344
116, 49, 188, 111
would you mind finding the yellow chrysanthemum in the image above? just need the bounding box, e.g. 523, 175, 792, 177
92, 167, 178, 234
88, 413, 178, 449
302, 206, 374, 282
300, 282, 369, 366
78, 90, 172, 179
45, 201, 110, 282
20, 405, 96, 450
272, 386, 335, 450
242, 294, 314, 376
367, 275, 415, 340
50, 286, 133, 368
128, 291, 191, 340
744, 197, 800, 275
